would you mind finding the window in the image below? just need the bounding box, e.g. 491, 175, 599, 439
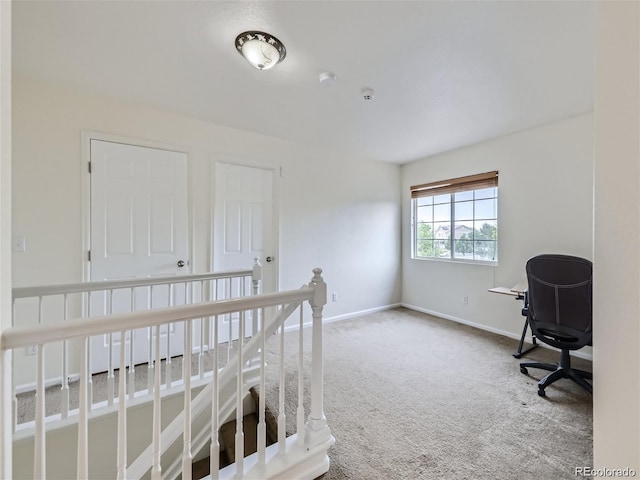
411, 171, 498, 264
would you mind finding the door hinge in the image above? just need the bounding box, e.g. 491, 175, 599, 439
88, 161, 92, 173
88, 250, 91, 262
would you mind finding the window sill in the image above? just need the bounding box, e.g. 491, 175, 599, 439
411, 256, 498, 267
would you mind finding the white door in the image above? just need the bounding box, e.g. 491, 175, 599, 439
90, 139, 189, 373
213, 162, 277, 341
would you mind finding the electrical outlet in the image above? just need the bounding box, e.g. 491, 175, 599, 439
332, 292, 338, 302
463, 296, 469, 305
12, 235, 26, 253
26, 344, 37, 356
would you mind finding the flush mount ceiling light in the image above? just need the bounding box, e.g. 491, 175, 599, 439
235, 31, 286, 70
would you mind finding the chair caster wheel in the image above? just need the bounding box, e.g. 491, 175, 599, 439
538, 388, 546, 397
520, 366, 528, 374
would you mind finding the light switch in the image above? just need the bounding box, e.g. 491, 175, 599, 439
12, 235, 26, 253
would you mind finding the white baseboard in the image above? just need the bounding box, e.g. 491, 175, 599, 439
401, 303, 593, 362
324, 303, 402, 324
15, 373, 81, 395
282, 303, 402, 334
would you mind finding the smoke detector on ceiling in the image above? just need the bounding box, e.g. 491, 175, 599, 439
319, 72, 337, 87
361, 87, 375, 101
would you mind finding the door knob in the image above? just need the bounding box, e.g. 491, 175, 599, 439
266, 256, 273, 263
177, 260, 185, 268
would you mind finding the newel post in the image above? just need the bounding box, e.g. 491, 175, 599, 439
252, 257, 262, 296
306, 268, 332, 444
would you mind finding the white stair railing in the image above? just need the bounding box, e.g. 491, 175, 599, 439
158, 300, 302, 480
10, 262, 261, 430
1, 268, 334, 480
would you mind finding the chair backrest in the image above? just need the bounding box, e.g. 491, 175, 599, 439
526, 254, 592, 350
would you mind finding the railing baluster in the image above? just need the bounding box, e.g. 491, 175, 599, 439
278, 315, 286, 455
116, 328, 127, 480
12, 386, 16, 434
166, 283, 173, 388
151, 324, 162, 480
251, 282, 256, 338
209, 280, 217, 354
257, 307, 267, 467
227, 278, 232, 363
147, 286, 154, 393
198, 280, 204, 379
297, 304, 305, 443
181, 318, 192, 480
11, 299, 17, 433
128, 288, 135, 401
34, 297, 46, 479
239, 278, 245, 337
34, 347, 46, 478
238, 281, 243, 348
210, 314, 220, 480
87, 292, 93, 411
252, 258, 261, 297
108, 289, 114, 406
235, 310, 245, 476
77, 336, 89, 480
184, 281, 191, 383
188, 281, 198, 380
204, 280, 212, 376
248, 272, 260, 368
61, 294, 69, 419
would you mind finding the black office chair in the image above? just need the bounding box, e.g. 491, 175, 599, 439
519, 254, 593, 397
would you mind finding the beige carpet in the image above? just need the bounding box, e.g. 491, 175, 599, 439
16, 347, 228, 425
18, 307, 592, 479
260, 307, 592, 480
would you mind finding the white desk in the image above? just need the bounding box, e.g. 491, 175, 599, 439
489, 282, 538, 358
488, 282, 527, 298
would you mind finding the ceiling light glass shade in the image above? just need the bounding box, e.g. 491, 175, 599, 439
235, 31, 286, 70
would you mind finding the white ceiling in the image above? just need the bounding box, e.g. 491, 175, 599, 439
12, 1, 596, 164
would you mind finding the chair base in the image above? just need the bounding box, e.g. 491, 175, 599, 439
520, 349, 592, 397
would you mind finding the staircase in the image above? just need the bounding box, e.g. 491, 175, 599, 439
2, 267, 335, 479
193, 388, 279, 479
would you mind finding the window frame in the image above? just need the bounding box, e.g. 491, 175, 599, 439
410, 171, 499, 266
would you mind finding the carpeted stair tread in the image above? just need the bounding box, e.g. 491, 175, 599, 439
192, 389, 279, 479
219, 412, 260, 464
250, 386, 279, 445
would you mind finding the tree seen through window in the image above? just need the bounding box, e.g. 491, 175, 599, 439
413, 182, 498, 263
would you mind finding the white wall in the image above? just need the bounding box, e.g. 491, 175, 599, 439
401, 113, 594, 341
593, 1, 639, 471
0, 1, 13, 475
11, 74, 402, 384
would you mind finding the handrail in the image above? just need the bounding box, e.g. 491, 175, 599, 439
12, 268, 258, 299
1, 288, 313, 351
